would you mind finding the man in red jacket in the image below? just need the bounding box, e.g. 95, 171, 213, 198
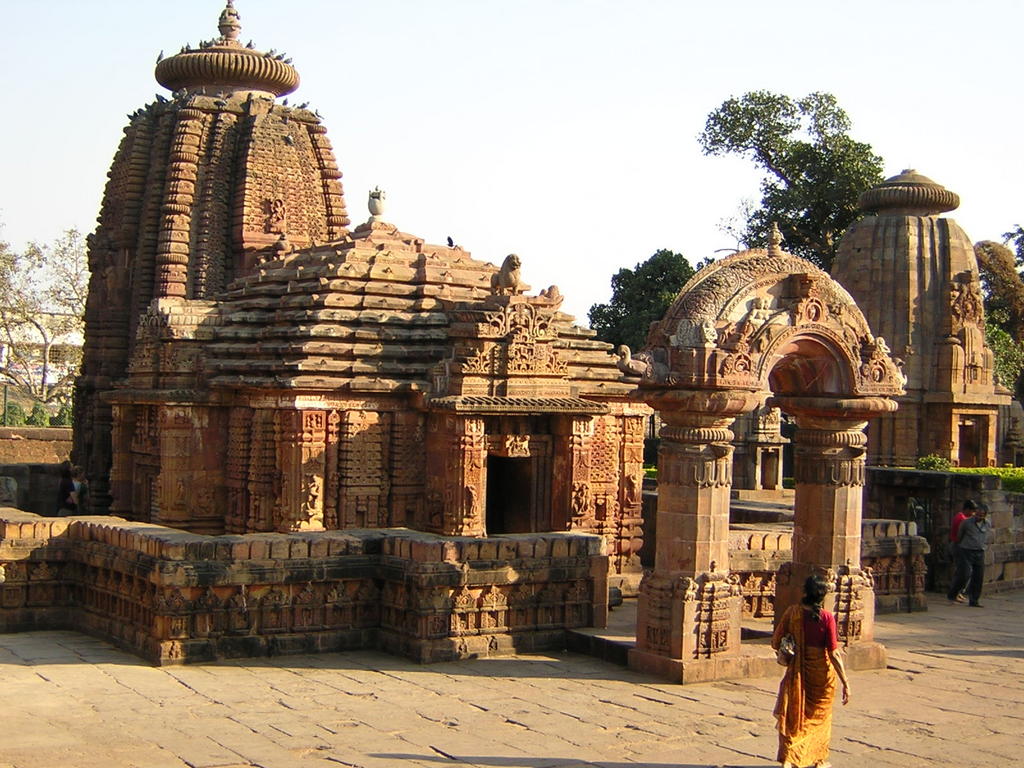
948, 500, 976, 603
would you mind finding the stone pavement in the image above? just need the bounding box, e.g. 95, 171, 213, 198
3, 591, 1022, 768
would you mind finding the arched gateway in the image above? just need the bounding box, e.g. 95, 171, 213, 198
628, 232, 905, 683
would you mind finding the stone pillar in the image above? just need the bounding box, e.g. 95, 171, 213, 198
775, 398, 888, 670
107, 404, 135, 519
275, 410, 327, 532
425, 414, 487, 536
150, 405, 221, 534
615, 413, 646, 593
454, 417, 487, 536
553, 416, 594, 532
629, 389, 758, 683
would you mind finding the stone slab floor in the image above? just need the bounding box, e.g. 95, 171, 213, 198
3, 591, 1022, 768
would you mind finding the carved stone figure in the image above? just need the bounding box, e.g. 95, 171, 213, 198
490, 254, 529, 295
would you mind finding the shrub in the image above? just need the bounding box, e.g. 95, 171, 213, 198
948, 466, 1024, 494
50, 404, 73, 427
916, 454, 952, 471
3, 403, 26, 426
26, 403, 49, 427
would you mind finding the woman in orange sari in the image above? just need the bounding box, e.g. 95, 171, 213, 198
772, 575, 850, 768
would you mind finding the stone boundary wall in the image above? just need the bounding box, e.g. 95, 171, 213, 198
0, 463, 66, 517
864, 468, 1024, 593
0, 428, 72, 465
0, 510, 608, 665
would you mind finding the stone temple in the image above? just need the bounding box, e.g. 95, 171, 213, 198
75, 2, 647, 594
6, 2, 1001, 679
832, 170, 1010, 467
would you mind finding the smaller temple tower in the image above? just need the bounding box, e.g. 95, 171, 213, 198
832, 170, 1010, 467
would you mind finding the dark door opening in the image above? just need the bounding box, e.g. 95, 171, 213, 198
958, 419, 980, 468
486, 456, 533, 534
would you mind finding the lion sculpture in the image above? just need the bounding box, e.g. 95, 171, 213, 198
490, 253, 529, 295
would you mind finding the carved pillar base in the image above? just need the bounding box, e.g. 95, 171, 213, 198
775, 563, 886, 671
629, 572, 752, 683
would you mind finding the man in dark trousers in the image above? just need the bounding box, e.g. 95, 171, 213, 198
947, 503, 992, 607
949, 500, 976, 602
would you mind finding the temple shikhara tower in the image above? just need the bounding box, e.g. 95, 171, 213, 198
77, 1, 348, 510
75, 2, 647, 593
832, 170, 1010, 467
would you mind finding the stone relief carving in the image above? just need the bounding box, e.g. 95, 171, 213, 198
264, 198, 286, 234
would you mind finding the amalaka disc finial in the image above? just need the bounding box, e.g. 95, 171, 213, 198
767, 222, 783, 256
219, 1, 242, 43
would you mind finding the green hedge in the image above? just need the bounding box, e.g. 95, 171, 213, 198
946, 466, 1024, 494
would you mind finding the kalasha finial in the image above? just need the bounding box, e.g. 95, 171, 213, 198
219, 1, 242, 43
368, 186, 386, 222
767, 222, 782, 256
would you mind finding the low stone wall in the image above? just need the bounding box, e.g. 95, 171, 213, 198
0, 428, 71, 464
0, 463, 65, 517
860, 519, 929, 612
0, 510, 608, 665
865, 468, 1024, 593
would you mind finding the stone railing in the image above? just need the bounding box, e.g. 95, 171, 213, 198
728, 524, 792, 618
0, 510, 608, 665
860, 519, 929, 612
727, 519, 929, 617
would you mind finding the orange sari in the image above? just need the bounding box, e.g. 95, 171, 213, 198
772, 604, 837, 766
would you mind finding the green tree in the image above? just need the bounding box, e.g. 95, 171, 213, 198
975, 238, 1024, 397
1005, 225, 1024, 262
699, 91, 884, 271
588, 249, 696, 352
0, 227, 87, 405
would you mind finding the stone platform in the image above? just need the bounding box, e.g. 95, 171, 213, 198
3, 589, 1022, 767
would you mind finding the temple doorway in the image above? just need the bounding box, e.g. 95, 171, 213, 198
958, 418, 982, 467
486, 456, 534, 534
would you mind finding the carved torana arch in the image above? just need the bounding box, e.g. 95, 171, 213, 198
634, 247, 906, 399
628, 243, 904, 684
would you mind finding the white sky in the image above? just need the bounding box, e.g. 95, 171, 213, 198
2, 0, 1022, 322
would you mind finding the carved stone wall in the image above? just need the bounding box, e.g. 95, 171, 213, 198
0, 510, 608, 665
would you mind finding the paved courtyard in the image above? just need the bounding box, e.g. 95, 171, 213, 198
4, 590, 1022, 768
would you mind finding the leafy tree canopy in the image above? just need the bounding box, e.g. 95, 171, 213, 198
699, 91, 884, 271
0, 226, 88, 405
975, 236, 1024, 398
588, 249, 696, 352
